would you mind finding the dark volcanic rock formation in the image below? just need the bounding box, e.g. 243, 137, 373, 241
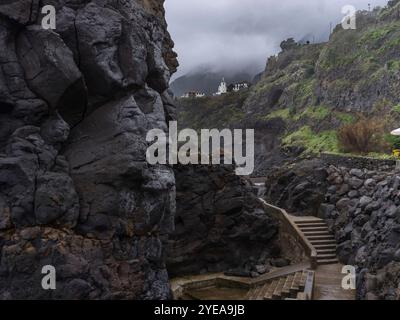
323, 165, 400, 300
0, 0, 178, 299
167, 164, 279, 277
264, 159, 328, 216
264, 156, 400, 300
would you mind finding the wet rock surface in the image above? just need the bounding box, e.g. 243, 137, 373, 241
0, 0, 178, 299
167, 165, 280, 277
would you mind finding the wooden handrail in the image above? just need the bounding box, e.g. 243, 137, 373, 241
257, 198, 318, 270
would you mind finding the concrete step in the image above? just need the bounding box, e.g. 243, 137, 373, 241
300, 271, 307, 290
264, 279, 279, 300
303, 231, 331, 236
296, 221, 325, 225
252, 270, 310, 300
282, 274, 294, 297
310, 239, 337, 245
245, 287, 256, 300
299, 226, 329, 232
248, 284, 263, 300
317, 258, 339, 265
256, 283, 270, 300
316, 248, 337, 255
290, 271, 303, 293
295, 218, 325, 224
245, 287, 255, 300
272, 277, 287, 300
314, 243, 337, 250
307, 235, 335, 241
297, 223, 327, 229
317, 253, 337, 259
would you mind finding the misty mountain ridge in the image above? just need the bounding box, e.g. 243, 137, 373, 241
169, 32, 326, 98
170, 65, 262, 97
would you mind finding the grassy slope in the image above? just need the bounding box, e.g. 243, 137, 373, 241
178, 1, 400, 159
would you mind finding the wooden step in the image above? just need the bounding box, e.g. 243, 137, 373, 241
272, 277, 287, 300
264, 280, 280, 300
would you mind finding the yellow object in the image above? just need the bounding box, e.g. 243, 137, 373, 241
393, 149, 400, 158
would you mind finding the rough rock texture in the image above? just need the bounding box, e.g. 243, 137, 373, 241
0, 0, 178, 299
167, 164, 280, 277
323, 166, 400, 300
264, 156, 400, 300
264, 159, 328, 216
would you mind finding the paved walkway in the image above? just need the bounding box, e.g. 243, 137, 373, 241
314, 264, 356, 300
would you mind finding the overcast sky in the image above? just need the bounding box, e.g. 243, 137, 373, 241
165, 0, 389, 79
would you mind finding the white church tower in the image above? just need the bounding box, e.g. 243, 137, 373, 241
216, 78, 227, 95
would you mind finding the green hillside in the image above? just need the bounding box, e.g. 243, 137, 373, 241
177, 1, 400, 161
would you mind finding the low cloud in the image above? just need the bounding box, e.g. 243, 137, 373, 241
165, 0, 389, 78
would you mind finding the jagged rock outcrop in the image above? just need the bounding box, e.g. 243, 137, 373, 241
167, 164, 280, 277
264, 159, 328, 216
0, 0, 178, 299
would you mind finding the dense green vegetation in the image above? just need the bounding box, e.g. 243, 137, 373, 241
282, 126, 339, 155
177, 90, 247, 130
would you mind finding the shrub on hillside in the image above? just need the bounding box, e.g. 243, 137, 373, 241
338, 117, 388, 154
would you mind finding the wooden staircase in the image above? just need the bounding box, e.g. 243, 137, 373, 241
293, 218, 338, 265
246, 270, 310, 300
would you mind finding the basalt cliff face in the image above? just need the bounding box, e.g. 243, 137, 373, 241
0, 0, 178, 299
168, 164, 279, 277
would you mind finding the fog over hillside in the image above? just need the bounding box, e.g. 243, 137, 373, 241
166, 0, 388, 80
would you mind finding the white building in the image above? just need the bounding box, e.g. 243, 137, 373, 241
181, 91, 205, 99
215, 78, 227, 96
232, 82, 249, 92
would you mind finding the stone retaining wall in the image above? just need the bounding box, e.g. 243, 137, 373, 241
322, 165, 400, 300
320, 153, 396, 172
